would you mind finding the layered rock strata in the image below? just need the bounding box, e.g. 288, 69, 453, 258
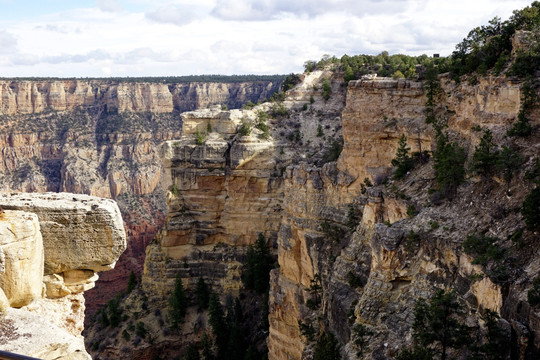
0, 79, 281, 315
0, 192, 126, 359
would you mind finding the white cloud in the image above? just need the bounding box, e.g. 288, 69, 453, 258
0, 0, 534, 76
145, 4, 201, 26
0, 30, 17, 54
97, 0, 123, 12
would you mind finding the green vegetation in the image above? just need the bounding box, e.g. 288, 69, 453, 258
298, 320, 316, 341
528, 276, 540, 306
243, 233, 274, 293
432, 133, 466, 199
185, 343, 201, 360
392, 134, 413, 179
0, 74, 287, 83
238, 119, 252, 136
321, 140, 343, 163
463, 233, 505, 267
347, 203, 360, 229
196, 130, 207, 145
522, 187, 540, 229
497, 146, 524, 183
509, 79, 537, 136
352, 324, 373, 357
320, 221, 345, 242
314, 331, 340, 360
321, 79, 332, 101
281, 73, 302, 92
407, 204, 417, 218
471, 129, 499, 177
168, 274, 187, 329
398, 290, 470, 360
196, 277, 210, 310
255, 111, 271, 139
317, 124, 324, 137
126, 270, 137, 293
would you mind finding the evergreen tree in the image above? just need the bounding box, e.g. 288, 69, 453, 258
169, 273, 187, 329
477, 310, 508, 360
522, 187, 540, 229
314, 331, 340, 360
433, 133, 466, 198
200, 332, 215, 360
185, 343, 201, 360
196, 277, 210, 310
412, 290, 471, 360
127, 270, 137, 293
208, 293, 229, 360
471, 129, 500, 177
243, 233, 274, 293
392, 134, 413, 179
497, 146, 523, 183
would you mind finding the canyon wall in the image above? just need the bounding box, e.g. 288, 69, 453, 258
0, 78, 281, 315
0, 192, 126, 359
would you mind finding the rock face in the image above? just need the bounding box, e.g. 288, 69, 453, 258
267, 74, 539, 360
0, 80, 282, 115
0, 192, 126, 359
0, 78, 281, 316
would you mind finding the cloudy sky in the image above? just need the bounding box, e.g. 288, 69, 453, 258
0, 0, 533, 77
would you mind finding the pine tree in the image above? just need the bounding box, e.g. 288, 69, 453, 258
243, 233, 274, 293
471, 129, 500, 177
208, 293, 228, 360
411, 290, 471, 360
392, 134, 413, 179
185, 343, 201, 360
196, 277, 210, 310
169, 273, 187, 329
433, 133, 466, 198
522, 187, 540, 229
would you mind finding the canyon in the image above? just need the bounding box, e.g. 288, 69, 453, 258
0, 78, 282, 316
0, 52, 539, 360
0, 192, 126, 359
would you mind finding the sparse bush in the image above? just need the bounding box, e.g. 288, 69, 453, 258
127, 270, 137, 293
195, 130, 206, 145
298, 320, 315, 341
238, 119, 252, 136
317, 124, 324, 137
272, 103, 288, 117
322, 140, 343, 163
407, 204, 417, 218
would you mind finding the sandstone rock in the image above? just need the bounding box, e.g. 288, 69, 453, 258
0, 210, 43, 307
0, 307, 91, 359
0, 192, 126, 274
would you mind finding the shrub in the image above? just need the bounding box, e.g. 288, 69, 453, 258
463, 233, 505, 267
322, 140, 343, 163
298, 320, 315, 341
347, 203, 360, 229
272, 103, 288, 117
195, 130, 206, 145
352, 324, 373, 357
238, 119, 252, 136
407, 204, 417, 218
507, 110, 532, 137
317, 124, 324, 137
347, 271, 365, 288
321, 79, 332, 101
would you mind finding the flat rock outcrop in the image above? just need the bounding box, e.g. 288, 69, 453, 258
0, 192, 126, 359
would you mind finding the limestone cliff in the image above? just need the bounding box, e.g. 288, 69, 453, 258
0, 78, 281, 315
0, 192, 126, 359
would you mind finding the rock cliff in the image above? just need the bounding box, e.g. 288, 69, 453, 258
0, 192, 126, 359
0, 78, 281, 315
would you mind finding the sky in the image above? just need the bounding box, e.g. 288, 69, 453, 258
0, 0, 534, 77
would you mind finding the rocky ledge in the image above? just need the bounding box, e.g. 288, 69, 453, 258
0, 192, 126, 359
